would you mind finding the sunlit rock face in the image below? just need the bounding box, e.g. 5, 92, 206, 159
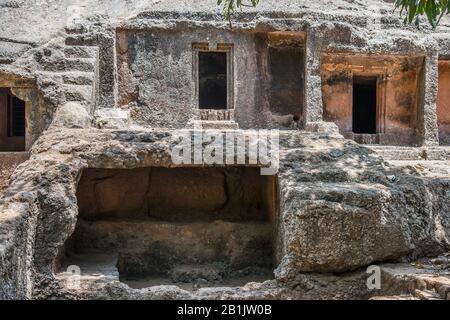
0, 1, 450, 300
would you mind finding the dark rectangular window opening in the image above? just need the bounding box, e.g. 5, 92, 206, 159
199, 51, 227, 110
7, 95, 26, 137
353, 76, 377, 134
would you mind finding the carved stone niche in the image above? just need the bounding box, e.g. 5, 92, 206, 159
321, 53, 424, 146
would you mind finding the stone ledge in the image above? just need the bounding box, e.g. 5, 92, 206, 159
189, 120, 239, 130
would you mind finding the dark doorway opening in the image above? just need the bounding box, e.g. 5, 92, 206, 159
0, 88, 25, 151
199, 52, 227, 110
353, 77, 377, 134
8, 95, 26, 137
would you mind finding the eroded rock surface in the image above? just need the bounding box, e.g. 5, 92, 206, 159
0, 129, 448, 299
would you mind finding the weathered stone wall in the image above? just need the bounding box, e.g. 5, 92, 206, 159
116, 29, 304, 129
0, 1, 449, 138
0, 129, 448, 300
76, 167, 275, 221
116, 29, 249, 128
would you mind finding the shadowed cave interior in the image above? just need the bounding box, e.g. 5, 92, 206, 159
57, 167, 278, 290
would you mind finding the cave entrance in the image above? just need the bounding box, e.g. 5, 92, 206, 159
352, 76, 377, 134
0, 88, 26, 151
199, 51, 228, 110
58, 167, 278, 291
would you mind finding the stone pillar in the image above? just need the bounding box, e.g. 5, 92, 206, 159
419, 44, 440, 146
304, 29, 324, 125
98, 30, 117, 109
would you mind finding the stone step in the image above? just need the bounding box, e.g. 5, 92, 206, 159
414, 289, 443, 300
368, 146, 425, 160
197, 109, 235, 121
380, 263, 450, 300
283, 182, 387, 204
65, 58, 96, 72
41, 59, 66, 72
64, 84, 93, 103
64, 24, 88, 35
190, 120, 239, 130
279, 146, 386, 179
425, 147, 450, 160
34, 71, 64, 82
64, 46, 98, 59
65, 34, 97, 46
62, 71, 94, 85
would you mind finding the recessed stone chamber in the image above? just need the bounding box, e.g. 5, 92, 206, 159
58, 167, 278, 291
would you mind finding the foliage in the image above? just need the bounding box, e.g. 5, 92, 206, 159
217, 0, 260, 23
395, 0, 450, 28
